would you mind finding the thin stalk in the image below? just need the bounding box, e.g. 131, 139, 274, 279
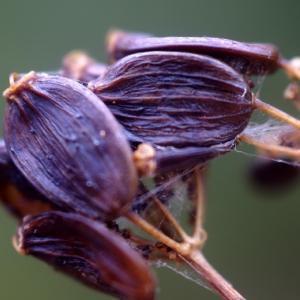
254, 97, 300, 130
192, 168, 207, 245
239, 133, 300, 158
125, 210, 191, 256
128, 234, 155, 246
279, 58, 300, 81
182, 250, 246, 300
152, 196, 191, 242
126, 211, 245, 300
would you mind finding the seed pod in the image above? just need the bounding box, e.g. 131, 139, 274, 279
3, 72, 137, 220
89, 51, 252, 171
247, 130, 300, 192
16, 211, 156, 300
106, 29, 280, 75
248, 158, 300, 192
60, 51, 107, 82
0, 140, 58, 219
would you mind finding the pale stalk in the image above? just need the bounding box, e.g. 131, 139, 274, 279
278, 58, 300, 81
239, 133, 300, 158
125, 211, 245, 300
152, 196, 191, 242
254, 98, 300, 130
192, 167, 207, 245
181, 250, 246, 300
125, 210, 191, 255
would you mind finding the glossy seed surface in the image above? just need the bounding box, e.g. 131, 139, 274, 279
89, 51, 253, 149
3, 72, 137, 220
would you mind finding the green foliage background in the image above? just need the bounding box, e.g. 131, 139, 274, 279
0, 1, 300, 299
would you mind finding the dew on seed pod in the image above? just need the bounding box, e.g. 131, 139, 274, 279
89, 51, 252, 174
106, 29, 280, 75
3, 72, 137, 220
15, 211, 156, 300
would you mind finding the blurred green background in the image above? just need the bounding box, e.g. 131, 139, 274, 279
1, 1, 300, 299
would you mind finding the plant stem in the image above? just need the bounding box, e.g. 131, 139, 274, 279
279, 58, 300, 81
182, 250, 246, 300
125, 210, 191, 255
192, 168, 207, 244
239, 132, 300, 158
254, 98, 300, 130
126, 210, 245, 300
152, 196, 191, 242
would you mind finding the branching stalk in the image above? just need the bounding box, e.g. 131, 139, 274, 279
125, 209, 246, 300
152, 196, 191, 242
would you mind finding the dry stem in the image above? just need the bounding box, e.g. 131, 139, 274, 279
192, 168, 207, 245
152, 196, 191, 242
125, 211, 245, 300
125, 167, 245, 300
238, 133, 300, 158
279, 58, 300, 81
125, 210, 192, 255
254, 97, 300, 130
182, 250, 246, 300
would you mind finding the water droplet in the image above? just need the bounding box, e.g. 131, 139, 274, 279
86, 181, 93, 187
93, 139, 100, 146
99, 130, 106, 138
67, 133, 77, 141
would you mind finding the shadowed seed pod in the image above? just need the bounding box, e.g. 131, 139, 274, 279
15, 211, 156, 300
89, 51, 252, 174
248, 158, 300, 192
247, 130, 300, 192
60, 51, 107, 82
0, 140, 58, 219
3, 72, 137, 220
106, 29, 280, 75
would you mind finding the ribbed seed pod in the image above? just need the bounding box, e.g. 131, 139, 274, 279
89, 51, 253, 172
106, 29, 280, 75
16, 211, 156, 300
3, 72, 137, 220
0, 139, 58, 219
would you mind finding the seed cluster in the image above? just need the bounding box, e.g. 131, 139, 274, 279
1, 29, 299, 300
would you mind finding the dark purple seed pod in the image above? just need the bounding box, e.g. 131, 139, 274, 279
89, 51, 253, 169
3, 72, 137, 220
106, 29, 280, 75
248, 158, 300, 193
16, 211, 156, 300
0, 140, 58, 219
